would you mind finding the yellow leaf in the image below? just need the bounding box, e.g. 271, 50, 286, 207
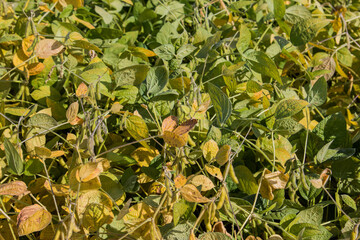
69, 166, 101, 191
27, 62, 45, 76
76, 190, 113, 220
76, 82, 88, 97
188, 175, 215, 191
76, 162, 104, 182
123, 202, 160, 239
13, 48, 28, 71
0, 181, 29, 197
163, 131, 188, 148
17, 204, 52, 236
162, 115, 178, 132
148, 182, 166, 195
44, 181, 69, 196
205, 164, 223, 181
35, 39, 64, 59
82, 203, 114, 232
202, 140, 219, 162
132, 47, 156, 57
180, 184, 210, 203
70, 15, 95, 29
174, 174, 187, 189
131, 146, 159, 167
216, 145, 231, 166
22, 35, 36, 57
125, 115, 149, 149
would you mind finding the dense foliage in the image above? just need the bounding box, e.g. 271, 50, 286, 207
0, 0, 360, 239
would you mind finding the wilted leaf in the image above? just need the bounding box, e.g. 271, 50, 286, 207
0, 181, 29, 196
35, 39, 64, 59
260, 169, 289, 200
17, 204, 52, 236
180, 184, 210, 203
188, 175, 215, 191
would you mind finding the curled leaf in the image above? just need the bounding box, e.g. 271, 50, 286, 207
35, 39, 64, 59
260, 169, 289, 200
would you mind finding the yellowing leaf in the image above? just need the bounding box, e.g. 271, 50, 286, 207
132, 47, 156, 57
169, 77, 191, 93
131, 146, 159, 167
76, 162, 104, 182
35, 146, 51, 158
202, 140, 219, 162
205, 164, 223, 181
66, 102, 79, 123
17, 204, 52, 236
76, 82, 88, 97
22, 35, 36, 57
216, 145, 231, 166
0, 181, 29, 196
188, 175, 215, 191
125, 115, 149, 149
180, 184, 210, 203
173, 119, 198, 135
35, 39, 64, 59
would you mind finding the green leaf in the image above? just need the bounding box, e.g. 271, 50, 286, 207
120, 168, 139, 193
173, 199, 191, 226
284, 5, 311, 24
207, 82, 232, 126
337, 47, 353, 67
290, 19, 317, 46
267, 0, 285, 20
3, 138, 23, 175
113, 65, 150, 87
243, 49, 282, 84
27, 113, 58, 130
275, 99, 308, 119
24, 157, 44, 176
95, 6, 113, 24
154, 44, 175, 60
177, 44, 196, 59
290, 223, 332, 240
146, 66, 169, 96
234, 165, 258, 195
307, 77, 327, 106
125, 115, 149, 148
313, 112, 349, 148
236, 24, 251, 53
316, 140, 337, 163
86, 28, 123, 39
71, 40, 102, 53
196, 31, 222, 58
297, 205, 323, 225
341, 194, 357, 211
332, 157, 360, 179
274, 118, 304, 135
0, 34, 22, 43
